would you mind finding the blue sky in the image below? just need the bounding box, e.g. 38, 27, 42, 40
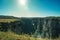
0, 0, 60, 17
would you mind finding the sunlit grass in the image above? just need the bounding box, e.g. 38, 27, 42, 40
0, 19, 19, 22
0, 31, 60, 40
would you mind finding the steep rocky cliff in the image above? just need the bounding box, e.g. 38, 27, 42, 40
0, 17, 60, 38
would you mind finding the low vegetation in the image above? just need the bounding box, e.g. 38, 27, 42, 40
0, 19, 19, 22
0, 31, 60, 40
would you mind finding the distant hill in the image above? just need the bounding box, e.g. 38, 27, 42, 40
0, 15, 20, 22
0, 15, 19, 19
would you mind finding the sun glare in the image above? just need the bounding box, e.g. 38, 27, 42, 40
18, 0, 28, 6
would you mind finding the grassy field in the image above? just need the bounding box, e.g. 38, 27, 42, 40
0, 19, 19, 22
0, 31, 60, 40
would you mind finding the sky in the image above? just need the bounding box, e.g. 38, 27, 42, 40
0, 0, 60, 17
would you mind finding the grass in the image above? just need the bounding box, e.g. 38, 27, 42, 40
0, 31, 60, 40
0, 19, 19, 22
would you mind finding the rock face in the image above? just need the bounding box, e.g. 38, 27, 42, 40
0, 17, 60, 38
42, 18, 60, 38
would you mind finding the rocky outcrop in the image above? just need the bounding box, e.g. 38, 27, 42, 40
42, 18, 60, 38
0, 17, 60, 38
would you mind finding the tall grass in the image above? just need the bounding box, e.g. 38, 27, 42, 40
0, 31, 60, 40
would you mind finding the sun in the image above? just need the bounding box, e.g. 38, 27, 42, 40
18, 0, 28, 6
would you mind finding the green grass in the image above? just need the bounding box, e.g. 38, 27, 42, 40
0, 31, 60, 40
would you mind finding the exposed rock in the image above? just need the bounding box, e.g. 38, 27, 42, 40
0, 17, 60, 38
